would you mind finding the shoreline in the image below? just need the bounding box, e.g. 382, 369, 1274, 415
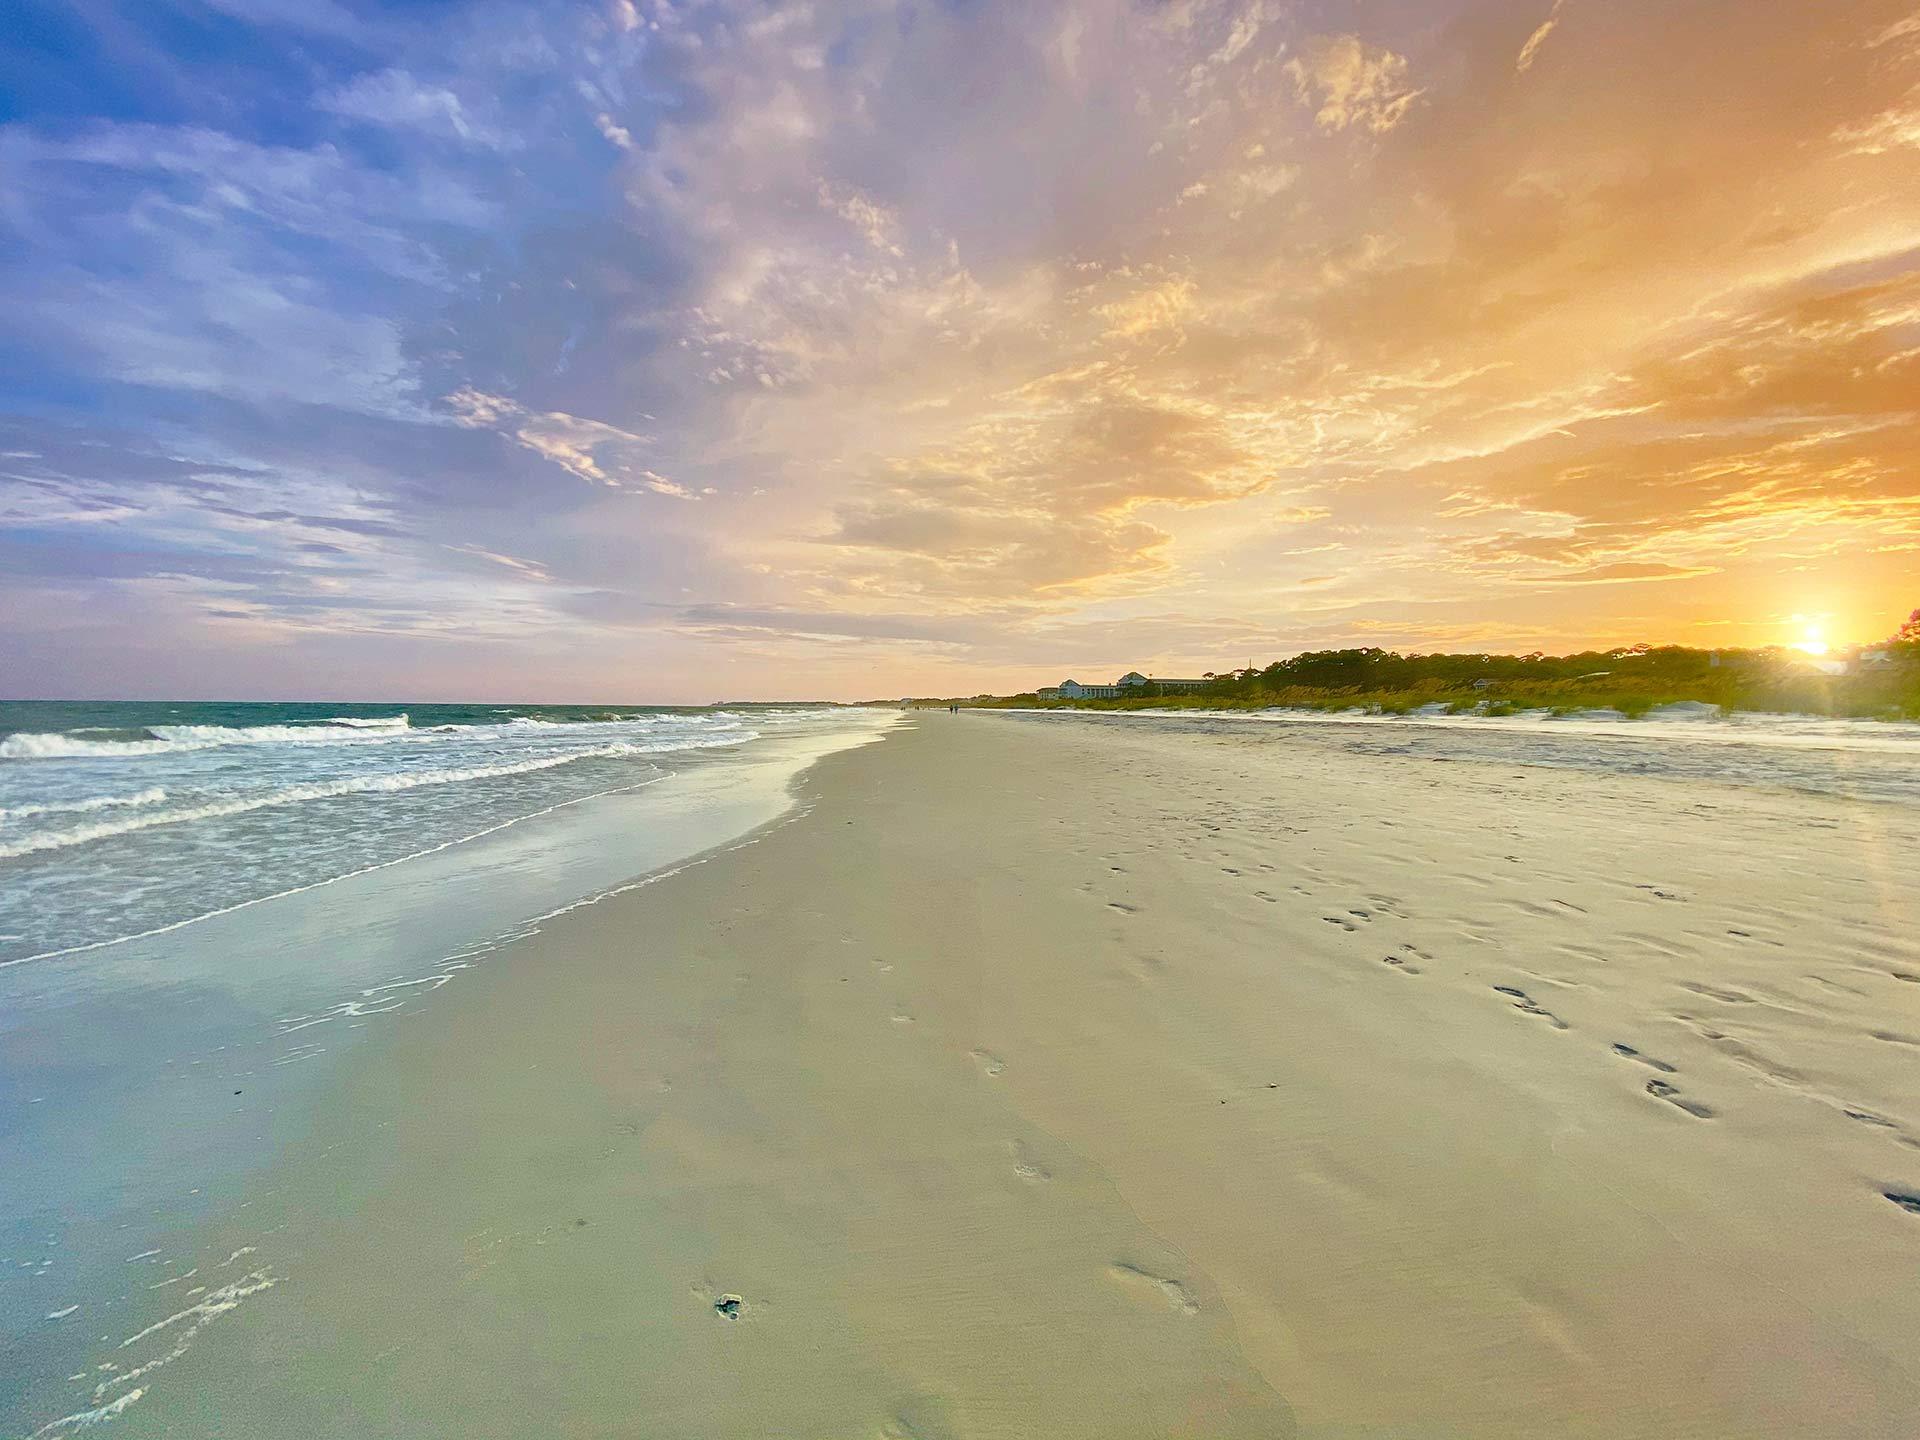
59, 712, 1920, 1438
0, 714, 899, 1434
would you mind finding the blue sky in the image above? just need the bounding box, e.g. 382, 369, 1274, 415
3, 1, 1918, 700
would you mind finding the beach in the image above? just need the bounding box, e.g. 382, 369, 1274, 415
54, 710, 1920, 1438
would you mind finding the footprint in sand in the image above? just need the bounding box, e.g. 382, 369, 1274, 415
1646, 1079, 1715, 1119
1108, 1262, 1199, 1315
969, 1048, 1006, 1077
1492, 984, 1569, 1030
1842, 1107, 1899, 1129
1009, 1139, 1052, 1183
1379, 954, 1422, 975
1680, 981, 1756, 1005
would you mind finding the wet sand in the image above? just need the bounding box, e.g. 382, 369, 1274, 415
116, 712, 1920, 1438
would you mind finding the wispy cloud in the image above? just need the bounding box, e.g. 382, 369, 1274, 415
319, 69, 506, 148
1285, 35, 1424, 134
446, 391, 694, 496
1515, 1, 1569, 74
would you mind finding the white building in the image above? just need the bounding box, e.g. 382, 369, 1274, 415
1053, 677, 1125, 699
1039, 671, 1215, 700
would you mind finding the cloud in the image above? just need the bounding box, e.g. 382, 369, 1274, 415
445, 390, 694, 496
8, 0, 1920, 699
1515, 1, 1568, 74
319, 69, 503, 147
817, 183, 904, 256
445, 544, 552, 581
1285, 35, 1424, 134
595, 113, 636, 151
199, 0, 374, 41
1834, 98, 1920, 154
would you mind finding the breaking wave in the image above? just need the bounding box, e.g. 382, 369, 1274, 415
0, 721, 416, 759
0, 732, 755, 861
0, 787, 169, 823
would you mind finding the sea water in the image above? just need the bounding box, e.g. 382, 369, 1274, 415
0, 700, 899, 1434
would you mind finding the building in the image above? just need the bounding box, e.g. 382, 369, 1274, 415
1053, 677, 1125, 699
1039, 671, 1216, 700
1115, 671, 1215, 694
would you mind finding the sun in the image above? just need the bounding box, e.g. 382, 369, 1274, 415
1789, 618, 1829, 656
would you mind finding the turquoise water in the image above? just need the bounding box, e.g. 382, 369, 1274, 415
0, 700, 898, 1435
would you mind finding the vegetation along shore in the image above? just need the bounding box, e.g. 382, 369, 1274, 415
971, 614, 1920, 721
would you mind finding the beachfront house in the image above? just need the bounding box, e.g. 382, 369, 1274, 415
1040, 671, 1216, 700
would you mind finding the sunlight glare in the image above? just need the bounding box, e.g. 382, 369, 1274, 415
1791, 620, 1829, 656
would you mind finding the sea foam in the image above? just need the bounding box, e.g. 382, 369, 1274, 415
0, 787, 168, 823
0, 720, 412, 759
0, 731, 758, 861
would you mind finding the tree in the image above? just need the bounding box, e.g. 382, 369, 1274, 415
1894, 608, 1920, 645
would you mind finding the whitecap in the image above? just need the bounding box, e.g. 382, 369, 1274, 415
0, 787, 168, 823
0, 732, 753, 862
25, 1386, 145, 1440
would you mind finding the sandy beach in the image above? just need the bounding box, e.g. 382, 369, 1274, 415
112, 711, 1920, 1439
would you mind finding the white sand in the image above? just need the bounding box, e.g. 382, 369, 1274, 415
121, 712, 1920, 1438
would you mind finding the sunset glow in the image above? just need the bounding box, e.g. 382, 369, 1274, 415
3, 2, 1918, 700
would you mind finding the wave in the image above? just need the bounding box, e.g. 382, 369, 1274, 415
0, 731, 757, 861
0, 771, 673, 969
1, 732, 183, 760
144, 720, 416, 748
0, 710, 758, 760
318, 714, 409, 729
0, 787, 169, 823
0, 721, 415, 760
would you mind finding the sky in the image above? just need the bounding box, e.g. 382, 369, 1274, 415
2, 0, 1918, 702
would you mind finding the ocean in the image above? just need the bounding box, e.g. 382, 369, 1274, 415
0, 700, 899, 1434
0, 701, 845, 965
